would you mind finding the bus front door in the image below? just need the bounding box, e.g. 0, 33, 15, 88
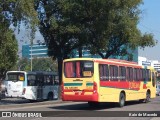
37, 75, 43, 101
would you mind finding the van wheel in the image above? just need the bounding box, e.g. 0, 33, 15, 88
144, 91, 150, 103
118, 92, 125, 107
48, 92, 53, 100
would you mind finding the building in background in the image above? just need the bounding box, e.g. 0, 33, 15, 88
70, 47, 138, 62
138, 56, 160, 71
138, 56, 151, 66
22, 43, 138, 62
152, 60, 160, 71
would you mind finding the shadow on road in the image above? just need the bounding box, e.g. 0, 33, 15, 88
48, 100, 145, 111
0, 98, 31, 105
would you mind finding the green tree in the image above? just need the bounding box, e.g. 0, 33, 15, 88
34, 0, 157, 84
17, 58, 30, 71
35, 0, 82, 84
15, 57, 58, 72
32, 58, 58, 72
0, 0, 38, 79
0, 25, 18, 79
62, 0, 157, 59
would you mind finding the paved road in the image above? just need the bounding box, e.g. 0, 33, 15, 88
0, 96, 160, 120
0, 98, 30, 105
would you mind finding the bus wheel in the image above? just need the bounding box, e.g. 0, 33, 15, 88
144, 91, 150, 103
48, 92, 53, 100
118, 92, 125, 107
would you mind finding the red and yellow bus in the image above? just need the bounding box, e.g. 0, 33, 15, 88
61, 58, 156, 107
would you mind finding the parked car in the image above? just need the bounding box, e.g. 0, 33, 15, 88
156, 84, 160, 96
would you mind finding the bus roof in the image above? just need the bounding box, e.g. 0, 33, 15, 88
6, 71, 58, 75
6, 71, 27, 73
29, 71, 58, 75
63, 58, 154, 69
63, 58, 95, 62
63, 58, 138, 66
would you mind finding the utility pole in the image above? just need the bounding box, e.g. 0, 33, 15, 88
30, 38, 33, 71
28, 24, 36, 71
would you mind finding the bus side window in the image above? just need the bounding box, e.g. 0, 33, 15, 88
99, 65, 103, 80
48, 75, 53, 85
119, 66, 126, 81
27, 75, 36, 86
133, 68, 138, 81
105, 65, 109, 80
142, 69, 146, 82
126, 67, 129, 81
36, 75, 44, 86
99, 64, 109, 81
109, 65, 118, 81
136, 68, 140, 81
148, 69, 151, 81
130, 67, 133, 81
122, 67, 126, 81
152, 72, 156, 87
127, 67, 133, 81
144, 69, 150, 82
137, 68, 140, 81
54, 76, 59, 85
139, 68, 143, 81
109, 65, 114, 81
99, 64, 105, 80
114, 66, 118, 81
44, 76, 47, 85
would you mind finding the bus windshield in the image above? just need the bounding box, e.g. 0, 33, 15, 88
64, 61, 94, 78
6, 73, 25, 81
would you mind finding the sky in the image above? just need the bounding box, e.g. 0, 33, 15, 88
138, 0, 160, 61
15, 26, 44, 56
15, 0, 160, 60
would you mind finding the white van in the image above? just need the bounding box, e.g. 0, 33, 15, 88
156, 84, 160, 96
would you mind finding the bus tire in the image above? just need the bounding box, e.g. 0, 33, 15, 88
48, 92, 53, 100
118, 92, 125, 107
144, 91, 150, 103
